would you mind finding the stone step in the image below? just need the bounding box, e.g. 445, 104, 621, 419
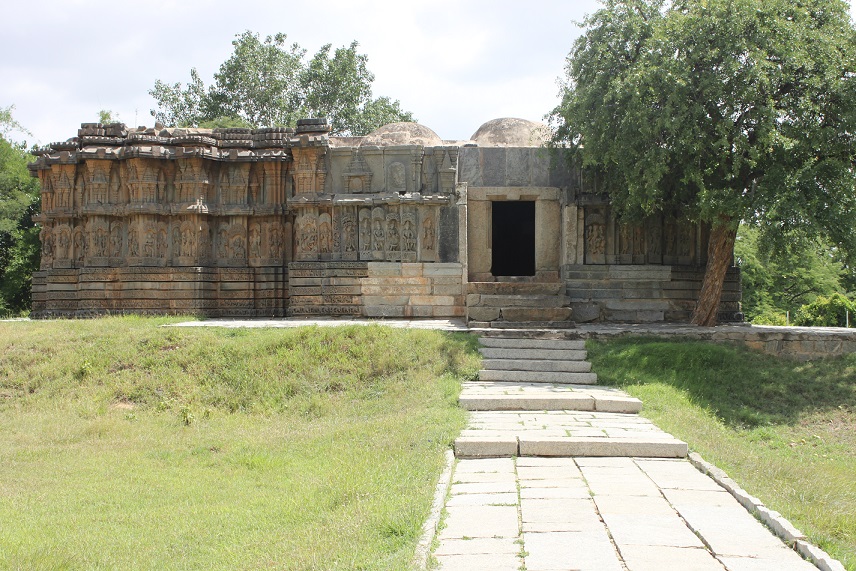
469, 294, 570, 308
481, 358, 592, 373
470, 320, 577, 329
480, 347, 587, 360
459, 382, 642, 413
479, 337, 586, 350
467, 282, 564, 296
479, 370, 599, 384
454, 411, 687, 459
500, 307, 573, 322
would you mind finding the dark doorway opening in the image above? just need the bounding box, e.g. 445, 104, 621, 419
491, 201, 536, 276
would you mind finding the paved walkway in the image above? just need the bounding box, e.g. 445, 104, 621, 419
436, 456, 818, 571
433, 330, 826, 571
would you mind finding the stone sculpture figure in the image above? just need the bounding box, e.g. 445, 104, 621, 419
372, 219, 385, 253
269, 224, 283, 259
387, 216, 400, 252
173, 227, 182, 258
249, 224, 261, 258
57, 229, 70, 259
110, 223, 122, 257
422, 215, 435, 251
343, 215, 357, 252
389, 162, 406, 193
144, 227, 156, 258
232, 235, 246, 259
402, 216, 416, 252
128, 226, 139, 257
74, 228, 84, 262
318, 215, 332, 253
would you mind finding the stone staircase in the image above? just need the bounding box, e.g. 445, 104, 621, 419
466, 282, 573, 328
454, 332, 688, 459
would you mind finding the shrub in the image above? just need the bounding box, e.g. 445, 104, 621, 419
793, 293, 856, 328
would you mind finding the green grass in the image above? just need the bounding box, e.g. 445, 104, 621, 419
0, 317, 479, 570
587, 337, 856, 571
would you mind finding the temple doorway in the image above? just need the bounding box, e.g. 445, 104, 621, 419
491, 200, 535, 276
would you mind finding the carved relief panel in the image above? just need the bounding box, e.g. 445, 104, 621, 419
175, 158, 209, 204
371, 207, 385, 259
359, 208, 371, 260
220, 163, 250, 206
585, 208, 607, 265
126, 159, 162, 204
420, 209, 437, 261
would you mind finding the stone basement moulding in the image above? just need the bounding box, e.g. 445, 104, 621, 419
29, 117, 742, 323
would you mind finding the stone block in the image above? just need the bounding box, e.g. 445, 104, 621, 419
361, 295, 409, 306
458, 146, 483, 187
505, 148, 531, 186
500, 307, 573, 322
481, 358, 591, 373
366, 262, 401, 276
432, 283, 463, 296
479, 370, 598, 384
400, 263, 424, 276
519, 437, 688, 458
423, 263, 463, 276
409, 295, 457, 306
570, 302, 601, 322
481, 148, 507, 186
479, 338, 586, 350
454, 436, 518, 458
360, 284, 430, 296
363, 305, 405, 317
479, 347, 587, 360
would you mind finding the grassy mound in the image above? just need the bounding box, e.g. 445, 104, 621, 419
0, 317, 479, 570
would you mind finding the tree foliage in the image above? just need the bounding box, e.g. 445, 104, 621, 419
735, 225, 845, 323
0, 108, 40, 316
794, 293, 856, 327
552, 0, 856, 325
150, 31, 415, 136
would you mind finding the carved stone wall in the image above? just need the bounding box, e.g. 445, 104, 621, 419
29, 120, 460, 318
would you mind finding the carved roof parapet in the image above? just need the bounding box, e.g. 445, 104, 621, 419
50, 139, 79, 152
295, 118, 331, 135
126, 132, 171, 145
78, 122, 128, 138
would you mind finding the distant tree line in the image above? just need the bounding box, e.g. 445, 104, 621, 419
149, 31, 415, 136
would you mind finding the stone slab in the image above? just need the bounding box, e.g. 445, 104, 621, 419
479, 369, 598, 384
439, 504, 519, 540
454, 436, 518, 458
481, 358, 592, 372
519, 437, 688, 458
479, 337, 586, 350
479, 347, 587, 360
523, 530, 624, 571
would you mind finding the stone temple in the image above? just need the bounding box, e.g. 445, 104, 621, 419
28, 118, 741, 324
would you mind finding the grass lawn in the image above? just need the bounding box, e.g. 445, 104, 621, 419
587, 337, 856, 571
0, 317, 479, 570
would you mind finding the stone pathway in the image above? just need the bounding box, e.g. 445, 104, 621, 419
435, 332, 822, 570
436, 457, 818, 571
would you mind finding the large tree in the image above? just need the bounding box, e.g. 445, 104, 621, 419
552, 0, 856, 325
0, 106, 40, 316
150, 31, 414, 136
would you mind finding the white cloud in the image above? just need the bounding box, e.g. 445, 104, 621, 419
2, 0, 854, 145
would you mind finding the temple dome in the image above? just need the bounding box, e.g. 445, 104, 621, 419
361, 122, 443, 147
470, 118, 550, 147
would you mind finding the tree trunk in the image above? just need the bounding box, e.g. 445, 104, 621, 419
691, 221, 738, 327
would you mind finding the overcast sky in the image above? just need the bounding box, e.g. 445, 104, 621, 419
2, 0, 855, 146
